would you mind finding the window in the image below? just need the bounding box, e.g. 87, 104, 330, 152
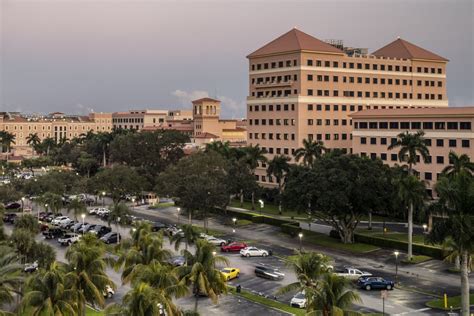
333, 61, 338, 68
307, 60, 313, 66
308, 89, 313, 96
447, 122, 458, 130
370, 153, 377, 160
381, 153, 387, 161
370, 138, 377, 145
460, 122, 471, 130
423, 122, 433, 129
325, 104, 330, 111
436, 156, 444, 164
411, 122, 421, 129
389, 122, 399, 129
307, 119, 314, 125
400, 122, 410, 129
307, 104, 313, 111
316, 104, 322, 111
435, 122, 445, 130
391, 154, 398, 161
307, 74, 313, 81
325, 134, 330, 140
425, 139, 432, 146
425, 172, 432, 180
436, 139, 444, 147
381, 138, 387, 145
379, 122, 388, 129
449, 139, 457, 147
360, 137, 367, 144
462, 140, 470, 148
333, 76, 338, 82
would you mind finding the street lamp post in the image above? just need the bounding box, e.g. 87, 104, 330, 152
81, 213, 86, 235
21, 197, 25, 213
177, 207, 181, 225
422, 224, 428, 234
258, 199, 264, 216
131, 198, 135, 211
232, 217, 237, 233
102, 191, 106, 207
298, 232, 303, 252
394, 251, 400, 284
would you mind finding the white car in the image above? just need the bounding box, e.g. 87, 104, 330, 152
290, 292, 307, 308
205, 236, 227, 246
51, 216, 71, 226
240, 247, 269, 257
89, 207, 101, 215
58, 233, 81, 246
96, 208, 110, 216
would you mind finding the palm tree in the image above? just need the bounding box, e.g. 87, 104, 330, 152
105, 282, 167, 316
205, 141, 231, 158
428, 172, 474, 316
41, 192, 63, 215
267, 155, 291, 215
176, 240, 228, 313
310, 273, 361, 316
0, 131, 16, 163
107, 203, 131, 244
26, 133, 41, 156
0, 247, 23, 310
278, 251, 332, 295
67, 199, 87, 221
127, 261, 188, 315
41, 137, 56, 156
388, 130, 429, 174
94, 132, 113, 167
116, 229, 172, 283
170, 224, 200, 257
294, 139, 326, 167
65, 234, 114, 316
395, 174, 426, 260
21, 261, 78, 316
442, 151, 474, 177
388, 131, 429, 261
242, 144, 267, 209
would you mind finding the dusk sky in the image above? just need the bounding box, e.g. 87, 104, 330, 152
1, 0, 473, 118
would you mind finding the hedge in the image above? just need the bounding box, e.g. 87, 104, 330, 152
214, 208, 299, 228
281, 223, 301, 236
354, 233, 447, 259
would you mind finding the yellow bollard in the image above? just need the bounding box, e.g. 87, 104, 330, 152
444, 293, 448, 309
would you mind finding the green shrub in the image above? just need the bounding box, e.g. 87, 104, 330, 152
354, 233, 446, 259
281, 223, 300, 236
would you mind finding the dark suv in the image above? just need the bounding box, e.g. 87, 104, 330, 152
254, 265, 285, 280
2, 213, 17, 224
151, 221, 167, 232
90, 225, 112, 238
43, 228, 65, 239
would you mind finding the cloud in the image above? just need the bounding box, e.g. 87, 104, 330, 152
171, 89, 246, 118
75, 103, 95, 114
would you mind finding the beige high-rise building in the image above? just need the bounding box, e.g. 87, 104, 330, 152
246, 28, 448, 184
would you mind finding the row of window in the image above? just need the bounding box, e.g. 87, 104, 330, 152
307, 119, 352, 126
252, 89, 443, 100
113, 118, 145, 123
354, 121, 472, 131
360, 137, 471, 148
307, 89, 443, 100
251, 59, 444, 75
3, 124, 111, 131
248, 118, 296, 126
250, 104, 424, 113
249, 133, 351, 142
362, 152, 465, 167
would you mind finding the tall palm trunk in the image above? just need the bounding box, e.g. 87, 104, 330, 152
368, 211, 372, 230
102, 147, 107, 167
278, 182, 282, 215
251, 191, 255, 210
460, 251, 470, 316
240, 189, 244, 207
407, 203, 413, 260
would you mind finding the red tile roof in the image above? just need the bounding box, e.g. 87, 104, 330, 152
192, 98, 220, 103
372, 38, 448, 62
194, 132, 219, 139
247, 28, 344, 58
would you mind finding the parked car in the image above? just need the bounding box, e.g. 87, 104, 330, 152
151, 221, 167, 232
168, 256, 185, 267
220, 267, 240, 281
24, 261, 38, 273
39, 223, 49, 232
39, 212, 53, 221
100, 232, 121, 244
5, 202, 21, 210
78, 224, 96, 234
45, 213, 62, 223
58, 233, 81, 246
357, 277, 395, 290
221, 242, 247, 252
254, 265, 284, 280
89, 225, 112, 237
103, 285, 115, 298
290, 292, 307, 308
165, 226, 183, 237
2, 213, 17, 224
89, 207, 101, 215
96, 208, 110, 217
62, 221, 77, 230
240, 247, 269, 257
51, 216, 71, 226
70, 222, 86, 232
335, 267, 372, 280
43, 228, 65, 239
205, 236, 227, 246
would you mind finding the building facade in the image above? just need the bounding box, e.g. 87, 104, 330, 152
0, 112, 113, 157
350, 107, 474, 195
246, 28, 448, 184
112, 109, 168, 130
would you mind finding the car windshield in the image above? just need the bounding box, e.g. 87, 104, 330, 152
294, 293, 305, 299
221, 268, 231, 273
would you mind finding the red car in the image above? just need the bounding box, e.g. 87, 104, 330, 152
221, 242, 247, 252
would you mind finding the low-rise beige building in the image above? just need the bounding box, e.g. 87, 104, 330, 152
0, 112, 113, 157
350, 107, 474, 196
112, 109, 168, 130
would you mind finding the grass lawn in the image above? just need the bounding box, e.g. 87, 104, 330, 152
357, 229, 428, 245
86, 307, 104, 316
235, 219, 253, 226
149, 202, 175, 209
401, 255, 433, 264
425, 293, 474, 310
303, 231, 379, 253
191, 225, 226, 237
229, 200, 307, 219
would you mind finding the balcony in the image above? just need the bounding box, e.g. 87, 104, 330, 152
254, 80, 293, 89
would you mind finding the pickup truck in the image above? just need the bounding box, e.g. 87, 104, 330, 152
335, 267, 372, 280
